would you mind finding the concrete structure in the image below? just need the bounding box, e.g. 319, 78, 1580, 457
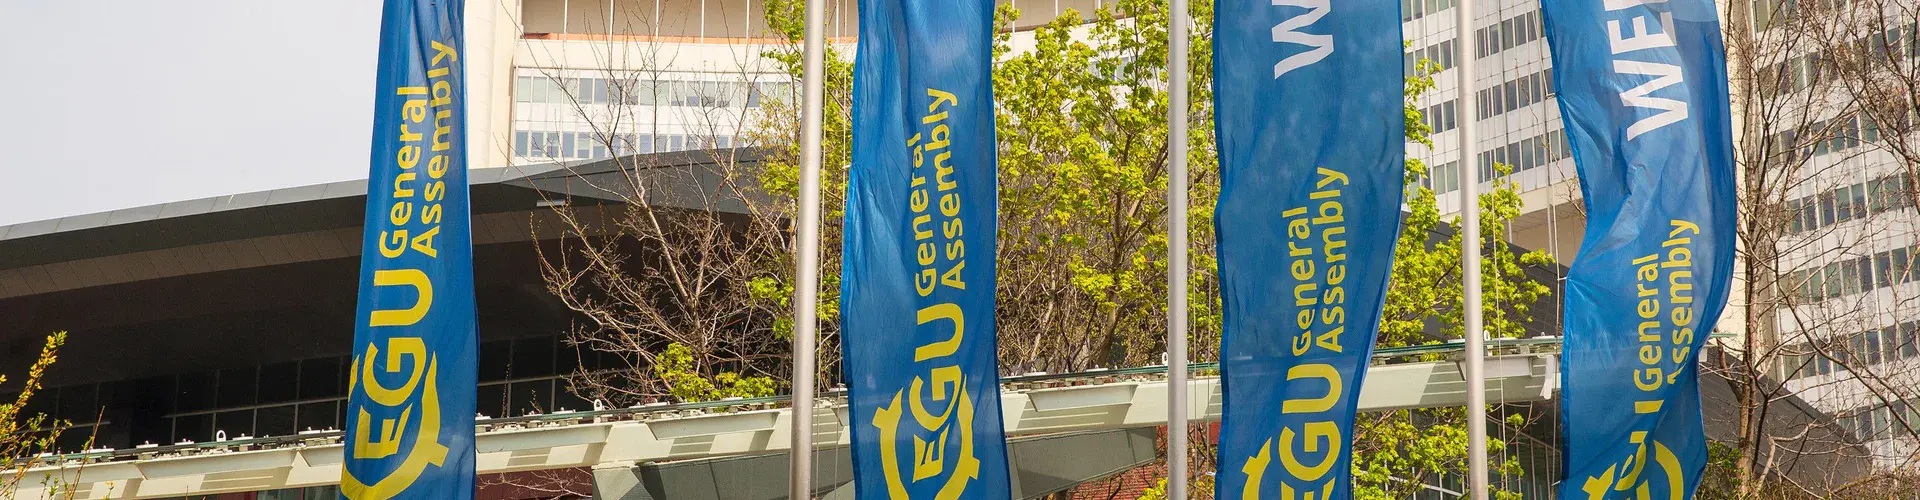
0, 335, 1566, 499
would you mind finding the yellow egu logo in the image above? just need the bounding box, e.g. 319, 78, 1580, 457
1238, 364, 1343, 500
341, 336, 450, 500
1578, 435, 1684, 500
871, 305, 981, 500
341, 270, 450, 500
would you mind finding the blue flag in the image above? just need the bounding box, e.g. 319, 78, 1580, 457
1542, 0, 1736, 496
340, 0, 477, 498
840, 0, 1010, 496
1211, 0, 1405, 497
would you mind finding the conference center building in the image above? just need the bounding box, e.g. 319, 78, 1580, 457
0, 0, 1904, 498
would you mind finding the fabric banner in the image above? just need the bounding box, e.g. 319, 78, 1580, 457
1212, 0, 1406, 497
839, 0, 1010, 496
340, 0, 477, 498
1541, 0, 1737, 496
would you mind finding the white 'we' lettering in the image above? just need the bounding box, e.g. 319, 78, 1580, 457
1270, 0, 1332, 79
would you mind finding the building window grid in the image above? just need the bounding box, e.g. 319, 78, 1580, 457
514, 75, 787, 109
1782, 243, 1917, 305
1402, 10, 1545, 75
1781, 320, 1920, 383
1785, 171, 1915, 236
1476, 69, 1554, 121
1830, 390, 1920, 443
512, 129, 746, 161
142, 334, 602, 446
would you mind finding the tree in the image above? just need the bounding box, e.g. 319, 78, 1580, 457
522, 11, 795, 406
1, 332, 85, 499
539, 0, 1564, 495
1708, 0, 1920, 495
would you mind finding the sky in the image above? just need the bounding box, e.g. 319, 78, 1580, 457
0, 1, 383, 227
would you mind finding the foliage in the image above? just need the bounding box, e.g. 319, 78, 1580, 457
990, 0, 1217, 371
652, 343, 777, 402
1, 332, 83, 498
747, 0, 1560, 493
1345, 56, 1551, 499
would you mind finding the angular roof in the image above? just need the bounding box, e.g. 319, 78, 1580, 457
0, 148, 762, 299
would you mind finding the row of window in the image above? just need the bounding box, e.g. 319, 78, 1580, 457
1401, 10, 1545, 74
1412, 76, 1555, 139
513, 129, 742, 161
1473, 10, 1543, 60
1759, 22, 1917, 92
1420, 100, 1458, 135
1837, 397, 1920, 444
1764, 113, 1903, 165
514, 75, 789, 109
1423, 160, 1462, 195
1399, 0, 1458, 23
1471, 128, 1572, 185
1414, 129, 1571, 196
1404, 39, 1459, 74
1779, 320, 1920, 381
1413, 69, 1555, 137
1781, 244, 1918, 303
1783, 172, 1914, 235
1476, 69, 1554, 121
19, 333, 624, 451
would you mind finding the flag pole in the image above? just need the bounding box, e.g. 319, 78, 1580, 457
790, 0, 826, 494
1165, 0, 1191, 496
1454, 0, 1489, 497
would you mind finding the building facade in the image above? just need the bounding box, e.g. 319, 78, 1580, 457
1399, 0, 1920, 469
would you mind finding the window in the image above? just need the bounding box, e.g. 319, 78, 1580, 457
1819, 192, 1837, 226
1889, 247, 1912, 285
1867, 329, 1885, 364
515, 76, 532, 103
1824, 262, 1844, 298
1843, 183, 1858, 219
1876, 406, 1894, 440
573, 132, 594, 159
1840, 259, 1861, 295
514, 131, 529, 157
529, 77, 549, 104
1906, 321, 1920, 359
1857, 257, 1875, 292
1799, 197, 1818, 232
1885, 325, 1905, 360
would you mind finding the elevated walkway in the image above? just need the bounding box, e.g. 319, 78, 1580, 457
5, 338, 1566, 499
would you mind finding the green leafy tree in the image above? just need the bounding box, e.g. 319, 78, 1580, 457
749, 4, 1555, 496
990, 0, 1216, 371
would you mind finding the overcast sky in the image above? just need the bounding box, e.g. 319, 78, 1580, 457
0, 1, 383, 227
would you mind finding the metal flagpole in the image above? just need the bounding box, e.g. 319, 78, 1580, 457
1454, 0, 1488, 497
1165, 0, 1190, 495
790, 0, 826, 493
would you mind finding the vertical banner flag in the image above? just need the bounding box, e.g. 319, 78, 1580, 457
1542, 0, 1736, 495
841, 0, 1011, 495
1212, 0, 1405, 497
341, 0, 478, 498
